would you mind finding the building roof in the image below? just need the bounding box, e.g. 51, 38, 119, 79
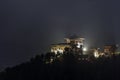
69, 35, 79, 39
65, 35, 85, 40
51, 43, 70, 46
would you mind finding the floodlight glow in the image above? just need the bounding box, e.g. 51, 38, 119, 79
77, 42, 80, 48
94, 51, 99, 58
77, 45, 80, 48
77, 42, 83, 48
83, 47, 87, 51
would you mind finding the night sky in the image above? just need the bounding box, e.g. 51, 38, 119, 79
0, 0, 120, 70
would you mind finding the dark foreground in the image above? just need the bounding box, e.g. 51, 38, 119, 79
0, 53, 120, 80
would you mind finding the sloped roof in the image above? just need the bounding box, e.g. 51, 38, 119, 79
65, 35, 84, 40
51, 43, 70, 45
69, 35, 79, 39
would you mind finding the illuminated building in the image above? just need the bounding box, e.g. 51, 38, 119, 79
50, 36, 120, 62
94, 49, 99, 58
51, 43, 71, 54
50, 35, 85, 54
104, 45, 118, 55
89, 48, 100, 58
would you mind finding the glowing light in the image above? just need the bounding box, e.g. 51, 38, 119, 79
77, 42, 80, 48
77, 42, 83, 48
77, 45, 80, 48
83, 47, 87, 51
94, 50, 99, 58
57, 49, 63, 54
54, 50, 57, 54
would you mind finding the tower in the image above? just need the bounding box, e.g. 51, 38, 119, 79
64, 36, 85, 55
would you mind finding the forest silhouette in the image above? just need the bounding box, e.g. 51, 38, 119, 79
0, 49, 120, 80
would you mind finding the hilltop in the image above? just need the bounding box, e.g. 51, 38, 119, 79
0, 51, 120, 80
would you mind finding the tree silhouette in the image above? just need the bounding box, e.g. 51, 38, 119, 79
0, 51, 120, 80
